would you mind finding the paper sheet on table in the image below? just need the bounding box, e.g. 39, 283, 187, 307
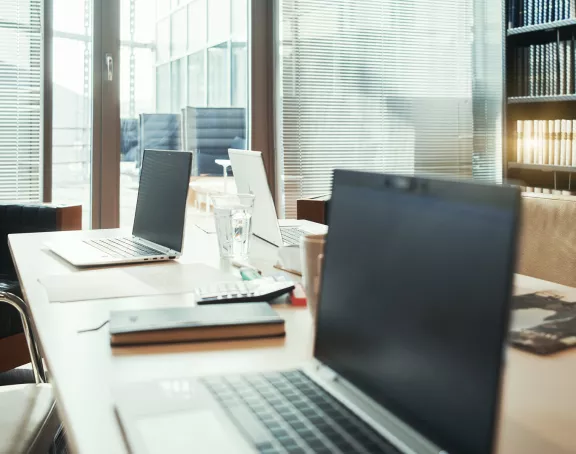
39, 263, 236, 303
194, 218, 217, 234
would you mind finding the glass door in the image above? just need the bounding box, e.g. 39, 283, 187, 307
51, 0, 94, 228
119, 0, 157, 226
118, 0, 250, 227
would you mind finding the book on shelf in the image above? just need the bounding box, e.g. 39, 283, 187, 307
568, 37, 574, 94
513, 35, 576, 97
520, 186, 576, 195
560, 40, 567, 95
515, 118, 576, 166
560, 120, 566, 166
549, 120, 553, 162
536, 44, 542, 96
567, 119, 573, 165
572, 119, 576, 164
555, 0, 559, 21
555, 119, 561, 164
510, 0, 519, 27
547, 43, 553, 95
532, 45, 537, 96
509, 0, 576, 28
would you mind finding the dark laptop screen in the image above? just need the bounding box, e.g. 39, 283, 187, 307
315, 171, 519, 454
132, 149, 192, 252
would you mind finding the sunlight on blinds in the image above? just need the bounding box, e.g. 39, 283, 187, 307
278, 0, 503, 217
0, 0, 43, 202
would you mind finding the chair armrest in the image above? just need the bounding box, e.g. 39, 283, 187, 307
0, 204, 81, 279
0, 293, 46, 384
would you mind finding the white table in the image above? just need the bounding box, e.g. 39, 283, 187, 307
8, 223, 576, 454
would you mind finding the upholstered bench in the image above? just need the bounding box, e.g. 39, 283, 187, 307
517, 192, 576, 287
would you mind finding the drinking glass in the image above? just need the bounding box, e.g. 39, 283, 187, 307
211, 193, 255, 259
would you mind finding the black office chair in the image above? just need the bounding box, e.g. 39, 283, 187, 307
137, 113, 182, 169
181, 107, 246, 176
0, 204, 68, 452
1, 205, 61, 375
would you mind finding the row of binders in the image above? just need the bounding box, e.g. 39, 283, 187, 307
509, 0, 576, 28
520, 186, 576, 195
511, 39, 575, 97
516, 119, 576, 165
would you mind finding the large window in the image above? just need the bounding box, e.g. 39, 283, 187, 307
51, 0, 94, 227
118, 0, 250, 227
0, 0, 43, 202
153, 0, 248, 112
278, 0, 503, 217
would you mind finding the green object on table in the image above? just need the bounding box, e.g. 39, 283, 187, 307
240, 268, 261, 281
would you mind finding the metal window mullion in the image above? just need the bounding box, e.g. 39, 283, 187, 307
204, 0, 209, 106
92, 0, 102, 228
204, 47, 209, 106
96, 0, 120, 228
228, 38, 232, 106
43, 0, 53, 202
227, 0, 232, 106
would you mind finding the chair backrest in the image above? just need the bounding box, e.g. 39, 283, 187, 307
517, 192, 576, 287
181, 107, 246, 175
0, 204, 81, 278
137, 113, 182, 168
121, 118, 140, 162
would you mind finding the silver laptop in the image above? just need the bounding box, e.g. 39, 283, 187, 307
228, 149, 327, 246
113, 170, 520, 454
48, 149, 192, 267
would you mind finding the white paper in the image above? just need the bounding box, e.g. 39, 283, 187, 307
39, 263, 236, 303
194, 218, 217, 234
276, 245, 302, 275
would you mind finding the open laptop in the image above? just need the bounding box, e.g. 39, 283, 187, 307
48, 149, 192, 267
113, 170, 520, 454
229, 149, 327, 246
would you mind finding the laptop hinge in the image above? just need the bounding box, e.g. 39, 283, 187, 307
133, 236, 179, 256
307, 360, 444, 454
313, 361, 338, 382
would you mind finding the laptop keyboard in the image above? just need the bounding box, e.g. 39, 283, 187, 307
280, 228, 307, 246
202, 370, 400, 454
84, 237, 164, 258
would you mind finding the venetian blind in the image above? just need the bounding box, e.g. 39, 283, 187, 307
0, 0, 43, 202
278, 0, 503, 217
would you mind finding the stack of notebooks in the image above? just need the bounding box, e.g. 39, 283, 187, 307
509, 0, 576, 27
516, 119, 576, 165
511, 39, 575, 97
109, 303, 285, 346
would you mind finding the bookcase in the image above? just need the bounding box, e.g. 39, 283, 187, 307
506, 0, 576, 194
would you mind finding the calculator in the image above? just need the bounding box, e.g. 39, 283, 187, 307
192, 278, 295, 305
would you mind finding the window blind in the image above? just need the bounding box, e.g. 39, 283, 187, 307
0, 0, 43, 202
278, 0, 503, 217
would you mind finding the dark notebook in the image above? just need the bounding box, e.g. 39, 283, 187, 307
510, 291, 576, 355
110, 302, 285, 346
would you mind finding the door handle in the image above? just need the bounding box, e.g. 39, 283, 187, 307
105, 53, 113, 81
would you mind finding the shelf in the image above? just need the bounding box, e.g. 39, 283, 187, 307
508, 162, 576, 173
508, 95, 576, 104
508, 18, 576, 36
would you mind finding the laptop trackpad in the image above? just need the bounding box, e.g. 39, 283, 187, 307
137, 410, 241, 453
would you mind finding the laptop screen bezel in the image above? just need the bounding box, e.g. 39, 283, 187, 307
313, 169, 520, 454
132, 149, 192, 253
